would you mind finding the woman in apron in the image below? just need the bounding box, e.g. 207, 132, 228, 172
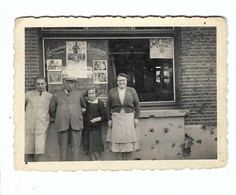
106, 73, 140, 160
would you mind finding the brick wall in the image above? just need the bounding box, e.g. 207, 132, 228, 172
25, 28, 40, 92
177, 27, 217, 126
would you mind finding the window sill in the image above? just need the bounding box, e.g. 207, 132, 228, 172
140, 109, 189, 119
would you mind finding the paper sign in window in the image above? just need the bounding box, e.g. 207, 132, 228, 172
150, 38, 174, 59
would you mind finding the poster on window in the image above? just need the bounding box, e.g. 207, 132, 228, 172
47, 59, 62, 71
65, 41, 87, 78
93, 60, 107, 70
93, 72, 107, 84
150, 38, 174, 59
47, 72, 63, 84
93, 60, 108, 84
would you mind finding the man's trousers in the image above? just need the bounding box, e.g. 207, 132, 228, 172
58, 126, 82, 161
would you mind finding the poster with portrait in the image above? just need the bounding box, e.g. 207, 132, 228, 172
47, 59, 62, 71
47, 71, 63, 84
93, 60, 107, 71
150, 38, 174, 58
93, 60, 108, 84
93, 72, 107, 84
65, 41, 87, 78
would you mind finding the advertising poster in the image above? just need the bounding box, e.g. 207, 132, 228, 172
93, 72, 107, 84
47, 71, 63, 84
93, 60, 107, 70
93, 60, 108, 84
47, 59, 62, 71
150, 38, 174, 59
65, 41, 87, 78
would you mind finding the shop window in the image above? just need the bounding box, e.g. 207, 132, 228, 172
109, 38, 175, 103
43, 36, 176, 105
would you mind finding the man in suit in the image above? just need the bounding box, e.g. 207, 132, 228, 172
50, 76, 86, 161
25, 77, 53, 162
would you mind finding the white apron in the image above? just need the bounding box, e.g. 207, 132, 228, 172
106, 110, 140, 152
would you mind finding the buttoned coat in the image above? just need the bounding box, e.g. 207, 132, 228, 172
50, 89, 86, 132
25, 90, 53, 154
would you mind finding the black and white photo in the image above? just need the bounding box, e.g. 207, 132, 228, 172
47, 59, 62, 71
47, 72, 63, 84
14, 17, 227, 171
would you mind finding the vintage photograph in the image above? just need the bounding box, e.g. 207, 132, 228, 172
47, 72, 63, 84
93, 60, 107, 70
47, 59, 62, 71
14, 17, 227, 171
93, 72, 107, 84
66, 41, 87, 66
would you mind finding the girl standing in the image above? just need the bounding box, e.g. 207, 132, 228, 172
82, 87, 106, 161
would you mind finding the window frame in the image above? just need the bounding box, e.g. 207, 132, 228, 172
41, 28, 179, 107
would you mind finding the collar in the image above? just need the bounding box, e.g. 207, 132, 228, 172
118, 87, 126, 92
64, 89, 73, 95
35, 89, 45, 94
87, 99, 98, 104
64, 89, 70, 93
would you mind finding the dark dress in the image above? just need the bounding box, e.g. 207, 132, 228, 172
82, 99, 106, 153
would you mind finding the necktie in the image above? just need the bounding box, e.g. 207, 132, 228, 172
39, 92, 42, 96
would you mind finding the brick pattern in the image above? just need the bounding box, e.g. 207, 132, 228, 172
25, 28, 40, 92
177, 27, 217, 125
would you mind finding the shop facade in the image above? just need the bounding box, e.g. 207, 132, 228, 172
25, 27, 217, 160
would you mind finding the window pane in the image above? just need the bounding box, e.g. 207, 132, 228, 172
109, 39, 174, 102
